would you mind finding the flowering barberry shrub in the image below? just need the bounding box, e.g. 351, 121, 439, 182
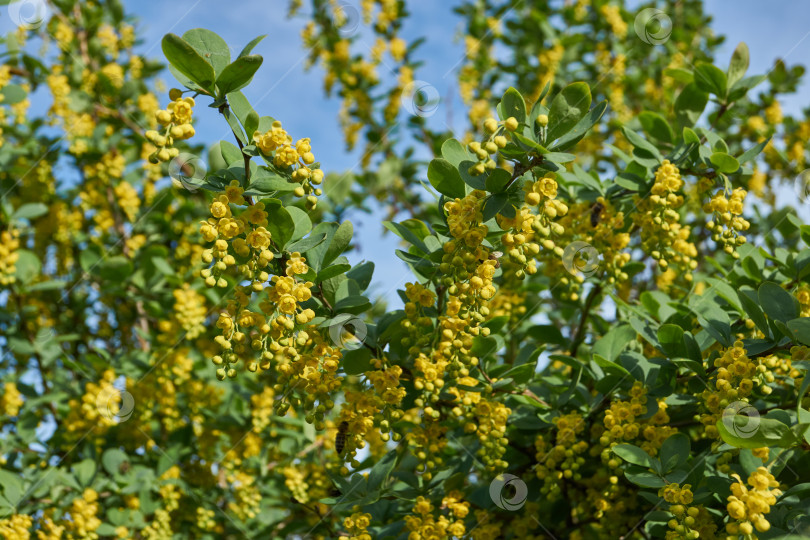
1, 1, 810, 539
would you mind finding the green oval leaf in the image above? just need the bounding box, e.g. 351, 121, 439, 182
709, 152, 739, 174
547, 82, 592, 142
161, 33, 216, 92
427, 158, 466, 199
217, 55, 263, 96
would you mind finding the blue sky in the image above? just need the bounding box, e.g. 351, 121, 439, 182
5, 0, 810, 305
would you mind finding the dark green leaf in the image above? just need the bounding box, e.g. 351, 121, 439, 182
245, 168, 296, 195
674, 83, 709, 127
238, 35, 267, 58
161, 34, 216, 91
216, 55, 263, 96
440, 139, 472, 167
0, 83, 26, 105
660, 433, 690, 473
264, 200, 294, 249
613, 444, 657, 469
787, 318, 810, 345
485, 168, 511, 193
727, 42, 750, 89
551, 100, 607, 151
592, 324, 636, 362
758, 282, 800, 323
182, 28, 231, 75
286, 233, 327, 254
323, 221, 353, 268
547, 82, 591, 143
709, 152, 739, 174
694, 62, 727, 97
427, 158, 466, 199
622, 127, 663, 161
717, 415, 799, 449
498, 87, 526, 124
639, 111, 674, 144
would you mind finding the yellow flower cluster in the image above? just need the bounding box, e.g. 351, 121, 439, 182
404, 492, 469, 539
659, 483, 716, 540
601, 4, 628, 38
300, 0, 410, 152
725, 467, 781, 537
530, 42, 564, 104
0, 226, 20, 285
548, 197, 631, 302
64, 489, 102, 538
128, 348, 221, 445
195, 508, 217, 533
45, 65, 96, 156
0, 514, 32, 539
470, 509, 503, 540
200, 182, 340, 420
509, 172, 569, 276
449, 379, 512, 470
170, 284, 208, 340
534, 411, 589, 496
764, 101, 782, 125
344, 511, 373, 540
700, 340, 772, 438
443, 189, 489, 252
599, 381, 677, 457
227, 471, 262, 520
406, 419, 448, 481
797, 286, 810, 316
337, 363, 405, 465
113, 180, 140, 222
78, 152, 128, 235
404, 281, 436, 312
252, 121, 323, 207
488, 288, 528, 325
64, 369, 121, 442
145, 92, 196, 163
705, 187, 750, 258
635, 160, 698, 274
1, 382, 24, 416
